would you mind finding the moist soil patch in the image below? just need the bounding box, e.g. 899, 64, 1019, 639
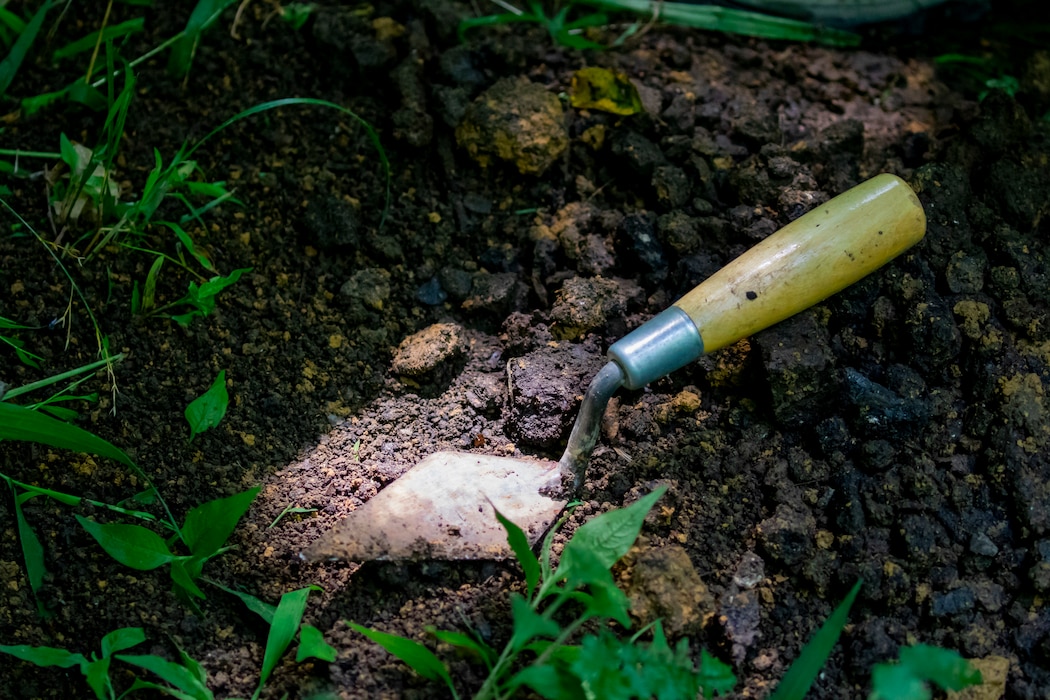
2, 1, 1049, 698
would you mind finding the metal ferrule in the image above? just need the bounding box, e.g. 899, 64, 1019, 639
607, 306, 705, 390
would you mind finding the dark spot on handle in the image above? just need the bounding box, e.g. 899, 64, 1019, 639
746, 290, 758, 300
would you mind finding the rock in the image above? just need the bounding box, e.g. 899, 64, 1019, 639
844, 367, 931, 438
756, 310, 838, 428
339, 268, 391, 319
620, 543, 715, 637
948, 655, 1009, 700
505, 341, 605, 448
657, 210, 701, 255
652, 165, 691, 208
611, 130, 667, 178
1031, 540, 1050, 593
416, 277, 447, 305
549, 276, 639, 340
455, 77, 568, 175
720, 589, 761, 664
931, 587, 976, 617
300, 195, 360, 251
731, 551, 765, 589
618, 212, 667, 285
390, 325, 464, 379
757, 503, 815, 567
462, 271, 528, 316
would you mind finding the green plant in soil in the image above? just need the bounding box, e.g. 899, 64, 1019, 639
460, 0, 860, 49
869, 644, 982, 700
352, 486, 737, 700
0, 584, 337, 699
185, 370, 231, 441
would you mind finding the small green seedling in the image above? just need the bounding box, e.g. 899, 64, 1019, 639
0, 315, 43, 367
869, 644, 982, 700
166, 268, 253, 326
353, 486, 738, 700
76, 485, 261, 605
268, 504, 319, 529
0, 626, 147, 700
0, 627, 215, 700
208, 582, 337, 699
280, 3, 318, 30
185, 370, 230, 440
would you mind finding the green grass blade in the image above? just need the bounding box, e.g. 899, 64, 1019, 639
117, 653, 214, 700
168, 0, 239, 77
75, 516, 176, 570
769, 579, 863, 700
0, 401, 134, 468
206, 580, 277, 624
0, 0, 54, 97
52, 18, 145, 61
257, 587, 312, 693
585, 0, 859, 46
4, 477, 48, 605
2, 354, 125, 401
0, 643, 85, 668
183, 98, 390, 226
349, 622, 458, 697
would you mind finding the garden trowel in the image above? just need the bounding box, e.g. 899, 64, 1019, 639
304, 173, 926, 562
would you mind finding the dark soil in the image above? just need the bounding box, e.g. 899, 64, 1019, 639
2, 1, 1049, 698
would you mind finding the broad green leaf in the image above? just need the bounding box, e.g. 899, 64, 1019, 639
181, 485, 260, 558
296, 624, 337, 663
898, 645, 982, 691
0, 643, 85, 668
494, 506, 540, 600
185, 370, 229, 441
0, 402, 135, 468
509, 593, 560, 652
76, 516, 175, 570
197, 267, 251, 299
555, 485, 666, 582
770, 579, 862, 700
117, 653, 214, 700
427, 627, 497, 668
348, 621, 454, 690
82, 656, 113, 700
101, 626, 145, 657
259, 587, 312, 689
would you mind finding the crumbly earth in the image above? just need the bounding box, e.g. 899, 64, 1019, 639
1, 1, 1048, 698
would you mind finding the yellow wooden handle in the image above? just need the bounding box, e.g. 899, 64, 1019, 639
674, 173, 926, 353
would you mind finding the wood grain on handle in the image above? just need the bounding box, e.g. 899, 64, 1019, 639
674, 173, 926, 354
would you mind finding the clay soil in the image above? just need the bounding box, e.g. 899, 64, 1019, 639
1, 1, 1049, 698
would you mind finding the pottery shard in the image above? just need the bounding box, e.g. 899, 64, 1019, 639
390, 323, 465, 377
455, 76, 568, 175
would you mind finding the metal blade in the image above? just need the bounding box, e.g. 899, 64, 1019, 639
302, 451, 567, 562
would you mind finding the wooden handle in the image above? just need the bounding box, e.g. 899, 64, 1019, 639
674, 173, 926, 354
